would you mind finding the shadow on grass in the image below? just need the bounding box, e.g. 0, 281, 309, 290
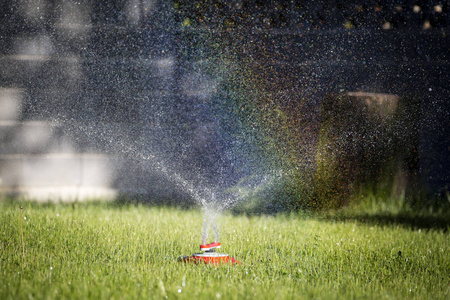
3, 194, 448, 232
321, 213, 450, 232
113, 193, 198, 210
0, 193, 199, 211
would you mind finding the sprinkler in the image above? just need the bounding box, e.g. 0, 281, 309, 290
180, 242, 241, 265
200, 242, 221, 251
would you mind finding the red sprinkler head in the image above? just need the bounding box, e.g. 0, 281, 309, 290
180, 242, 241, 266
200, 242, 221, 251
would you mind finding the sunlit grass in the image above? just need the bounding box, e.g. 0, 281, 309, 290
1, 200, 449, 299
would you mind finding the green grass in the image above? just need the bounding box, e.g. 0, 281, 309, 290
1, 200, 449, 299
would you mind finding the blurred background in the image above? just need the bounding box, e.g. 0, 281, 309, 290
0, 1, 448, 210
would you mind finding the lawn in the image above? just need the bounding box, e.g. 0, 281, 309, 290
0, 200, 449, 299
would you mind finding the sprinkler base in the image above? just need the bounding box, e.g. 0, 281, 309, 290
180, 243, 241, 265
